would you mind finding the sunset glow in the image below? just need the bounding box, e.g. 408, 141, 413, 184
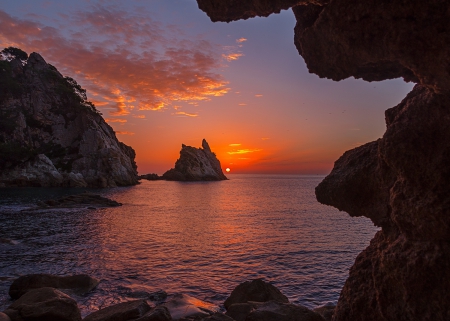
0, 1, 414, 175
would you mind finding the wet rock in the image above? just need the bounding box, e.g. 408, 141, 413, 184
9, 274, 99, 299
36, 193, 121, 209
225, 303, 253, 321
312, 304, 335, 321
136, 306, 172, 321
162, 139, 227, 181
224, 279, 288, 309
83, 300, 152, 321
4, 287, 81, 321
162, 294, 219, 320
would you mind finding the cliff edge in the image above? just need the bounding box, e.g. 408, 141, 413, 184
162, 139, 227, 181
0, 47, 138, 187
196, 1, 450, 320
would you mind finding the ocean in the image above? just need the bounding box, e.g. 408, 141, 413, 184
0, 174, 378, 316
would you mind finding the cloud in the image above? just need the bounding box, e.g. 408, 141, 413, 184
229, 143, 241, 147
261, 137, 270, 140
228, 149, 262, 155
174, 111, 198, 117
238, 103, 247, 106
222, 53, 243, 61
115, 131, 135, 135
0, 7, 229, 116
105, 118, 127, 123
236, 38, 247, 43
255, 94, 263, 97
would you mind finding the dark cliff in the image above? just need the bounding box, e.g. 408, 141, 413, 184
162, 139, 227, 181
0, 47, 138, 187
196, 1, 450, 320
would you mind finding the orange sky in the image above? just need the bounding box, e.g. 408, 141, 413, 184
0, 1, 414, 175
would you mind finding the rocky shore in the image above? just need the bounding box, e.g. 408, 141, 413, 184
0, 275, 333, 321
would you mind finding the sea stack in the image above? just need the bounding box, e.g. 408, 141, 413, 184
0, 47, 138, 187
162, 139, 227, 181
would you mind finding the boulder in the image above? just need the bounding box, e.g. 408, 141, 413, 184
245, 301, 324, 321
162, 139, 227, 181
35, 193, 121, 209
0, 313, 11, 321
312, 304, 335, 321
225, 303, 254, 321
9, 274, 99, 299
136, 306, 172, 321
162, 294, 219, 320
195, 313, 234, 321
224, 279, 288, 309
83, 300, 152, 321
4, 287, 81, 321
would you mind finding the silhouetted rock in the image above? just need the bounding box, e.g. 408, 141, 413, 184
313, 304, 335, 321
195, 1, 450, 320
83, 300, 152, 321
195, 313, 234, 321
0, 48, 138, 187
224, 279, 288, 310
225, 303, 253, 321
9, 274, 99, 299
162, 293, 219, 320
139, 173, 163, 181
316, 85, 450, 321
4, 287, 81, 321
0, 312, 11, 321
35, 193, 121, 209
162, 139, 227, 181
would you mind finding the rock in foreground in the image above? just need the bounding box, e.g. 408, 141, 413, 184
4, 287, 82, 321
162, 139, 227, 181
9, 274, 99, 299
0, 47, 138, 188
35, 193, 121, 209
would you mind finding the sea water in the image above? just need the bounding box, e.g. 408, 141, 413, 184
0, 174, 378, 316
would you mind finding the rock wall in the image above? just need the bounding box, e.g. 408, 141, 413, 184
0, 48, 138, 187
196, 1, 450, 320
162, 139, 228, 181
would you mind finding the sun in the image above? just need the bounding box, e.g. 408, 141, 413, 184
225, 168, 231, 172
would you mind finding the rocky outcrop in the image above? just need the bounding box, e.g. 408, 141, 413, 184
35, 193, 122, 209
195, 1, 450, 320
83, 300, 152, 321
162, 293, 219, 320
4, 287, 82, 321
9, 274, 100, 299
0, 47, 138, 187
162, 139, 227, 181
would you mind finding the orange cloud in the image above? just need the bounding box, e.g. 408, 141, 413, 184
229, 143, 241, 147
255, 94, 263, 97
0, 7, 229, 116
174, 111, 198, 117
238, 103, 247, 106
105, 118, 127, 123
261, 137, 270, 140
115, 131, 135, 135
228, 149, 262, 155
133, 115, 146, 119
236, 38, 247, 43
222, 53, 243, 61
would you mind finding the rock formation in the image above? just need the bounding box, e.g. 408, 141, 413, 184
0, 47, 138, 188
196, 1, 450, 320
162, 139, 227, 181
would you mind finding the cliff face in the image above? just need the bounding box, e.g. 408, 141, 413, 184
0, 48, 138, 187
196, 1, 450, 320
162, 139, 227, 181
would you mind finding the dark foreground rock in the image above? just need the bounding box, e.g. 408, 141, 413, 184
83, 300, 151, 321
35, 193, 121, 209
4, 287, 81, 321
0, 48, 138, 188
195, 1, 450, 320
9, 274, 99, 300
224, 279, 288, 309
312, 304, 335, 321
0, 313, 11, 321
162, 139, 227, 181
139, 174, 163, 181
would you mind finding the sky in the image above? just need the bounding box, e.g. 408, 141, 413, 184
0, 0, 414, 175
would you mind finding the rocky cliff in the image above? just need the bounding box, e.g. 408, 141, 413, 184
0, 47, 138, 187
162, 139, 227, 181
196, 1, 450, 320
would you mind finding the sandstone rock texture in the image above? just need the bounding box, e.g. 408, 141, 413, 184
196, 1, 450, 320
0, 48, 138, 187
162, 139, 227, 181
